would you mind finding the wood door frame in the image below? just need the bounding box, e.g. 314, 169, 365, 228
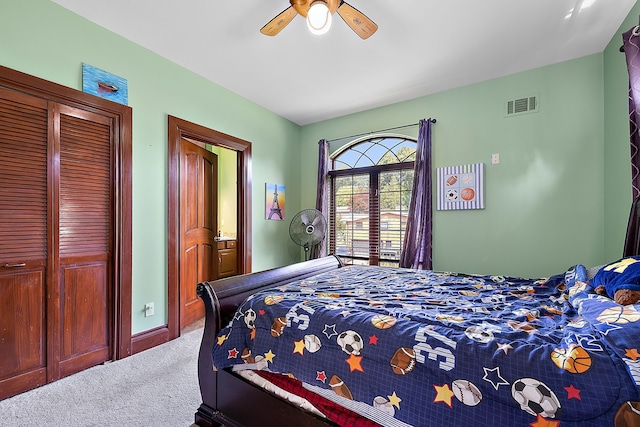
168, 115, 252, 339
0, 65, 133, 360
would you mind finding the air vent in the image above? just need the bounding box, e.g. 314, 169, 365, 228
505, 95, 538, 117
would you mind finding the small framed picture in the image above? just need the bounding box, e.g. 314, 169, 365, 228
82, 63, 128, 105
437, 163, 484, 210
265, 183, 285, 220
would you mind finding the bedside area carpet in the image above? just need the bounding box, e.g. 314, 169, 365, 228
0, 327, 203, 427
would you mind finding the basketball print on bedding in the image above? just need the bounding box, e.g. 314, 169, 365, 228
371, 314, 396, 329
550, 345, 592, 374
597, 306, 640, 324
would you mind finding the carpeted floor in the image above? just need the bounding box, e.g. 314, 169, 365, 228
0, 327, 204, 427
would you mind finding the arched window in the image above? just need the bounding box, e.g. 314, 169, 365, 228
329, 135, 416, 266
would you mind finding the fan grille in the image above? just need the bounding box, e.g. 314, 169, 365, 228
289, 209, 327, 248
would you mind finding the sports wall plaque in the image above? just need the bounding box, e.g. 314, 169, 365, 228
437, 163, 484, 210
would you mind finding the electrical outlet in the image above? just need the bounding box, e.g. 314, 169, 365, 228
144, 302, 154, 317
491, 153, 500, 164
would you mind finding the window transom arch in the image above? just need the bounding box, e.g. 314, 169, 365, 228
328, 134, 417, 266
331, 135, 417, 170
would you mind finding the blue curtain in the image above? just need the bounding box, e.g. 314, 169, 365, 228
311, 139, 329, 259
399, 119, 433, 270
624, 26, 640, 198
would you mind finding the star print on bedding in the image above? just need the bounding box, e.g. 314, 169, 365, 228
211, 265, 640, 427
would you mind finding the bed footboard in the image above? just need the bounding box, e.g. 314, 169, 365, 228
195, 255, 343, 427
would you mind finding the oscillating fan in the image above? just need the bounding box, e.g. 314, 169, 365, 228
289, 209, 327, 260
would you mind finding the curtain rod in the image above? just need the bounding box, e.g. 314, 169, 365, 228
326, 118, 436, 143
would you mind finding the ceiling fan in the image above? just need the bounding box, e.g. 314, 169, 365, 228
260, 0, 378, 40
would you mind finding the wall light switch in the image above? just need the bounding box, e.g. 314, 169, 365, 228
144, 302, 154, 317
491, 153, 500, 164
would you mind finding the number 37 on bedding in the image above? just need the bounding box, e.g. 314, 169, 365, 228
413, 326, 457, 371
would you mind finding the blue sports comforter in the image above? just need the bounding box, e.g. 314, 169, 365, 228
211, 263, 640, 427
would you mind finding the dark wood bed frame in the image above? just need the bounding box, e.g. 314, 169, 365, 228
193, 197, 640, 427
195, 255, 345, 427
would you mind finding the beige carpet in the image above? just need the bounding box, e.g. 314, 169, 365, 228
0, 328, 203, 427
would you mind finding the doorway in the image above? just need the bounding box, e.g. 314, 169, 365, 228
167, 116, 252, 339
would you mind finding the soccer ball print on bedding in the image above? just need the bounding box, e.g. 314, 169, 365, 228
336, 330, 364, 355
511, 377, 562, 419
244, 308, 257, 329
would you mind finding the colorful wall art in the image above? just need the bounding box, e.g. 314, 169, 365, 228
265, 183, 286, 220
82, 63, 128, 105
437, 163, 484, 210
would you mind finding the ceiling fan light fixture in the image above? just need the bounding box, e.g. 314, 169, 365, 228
307, 1, 332, 35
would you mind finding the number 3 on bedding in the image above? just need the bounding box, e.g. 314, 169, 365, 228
286, 302, 316, 331
413, 326, 456, 371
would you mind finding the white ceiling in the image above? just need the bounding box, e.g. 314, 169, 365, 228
53, 0, 636, 126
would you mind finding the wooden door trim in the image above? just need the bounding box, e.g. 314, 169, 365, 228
168, 115, 252, 340
0, 65, 133, 360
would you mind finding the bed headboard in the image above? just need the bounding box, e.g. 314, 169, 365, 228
195, 254, 344, 423
200, 254, 344, 326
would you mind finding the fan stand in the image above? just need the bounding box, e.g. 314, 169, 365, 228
289, 209, 326, 262
303, 242, 311, 261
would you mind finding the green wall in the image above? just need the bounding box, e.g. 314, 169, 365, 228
1, 0, 304, 334
302, 3, 640, 278
302, 55, 605, 279
2, 0, 638, 334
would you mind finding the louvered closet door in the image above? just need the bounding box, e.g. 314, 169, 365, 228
56, 105, 113, 378
0, 88, 49, 398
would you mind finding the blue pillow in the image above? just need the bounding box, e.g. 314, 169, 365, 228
591, 256, 640, 299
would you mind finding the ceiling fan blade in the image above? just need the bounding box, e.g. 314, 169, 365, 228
336, 1, 378, 40
260, 6, 298, 36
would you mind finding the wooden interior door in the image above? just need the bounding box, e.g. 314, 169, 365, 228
168, 115, 252, 340
0, 88, 49, 398
180, 139, 218, 329
55, 105, 113, 378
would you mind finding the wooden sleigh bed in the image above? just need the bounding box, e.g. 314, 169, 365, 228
195, 256, 346, 427
194, 200, 640, 427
